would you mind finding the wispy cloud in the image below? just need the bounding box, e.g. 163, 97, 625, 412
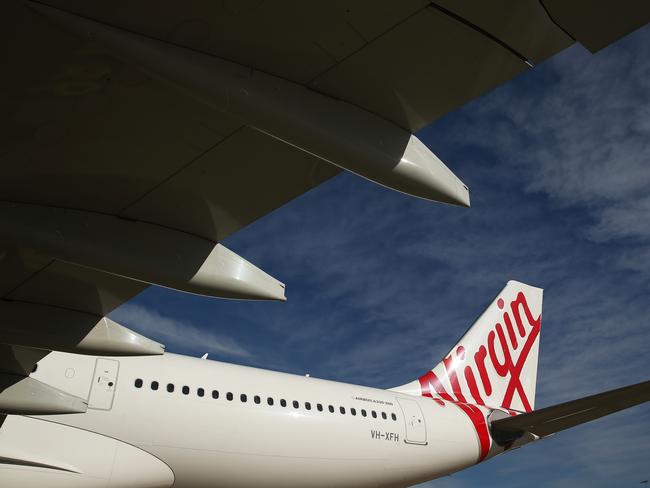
587, 194, 650, 241
428, 29, 650, 252
110, 303, 252, 359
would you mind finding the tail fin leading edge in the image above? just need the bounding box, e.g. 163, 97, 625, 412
396, 281, 543, 413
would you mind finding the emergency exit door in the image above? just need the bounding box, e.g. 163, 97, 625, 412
88, 358, 119, 410
397, 398, 427, 445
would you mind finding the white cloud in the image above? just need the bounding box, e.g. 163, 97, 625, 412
435, 30, 650, 251
587, 194, 650, 241
109, 303, 252, 358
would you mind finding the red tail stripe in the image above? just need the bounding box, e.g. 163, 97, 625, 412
443, 356, 467, 403
474, 347, 492, 396
464, 366, 485, 406
418, 371, 454, 402
500, 319, 539, 411
455, 403, 490, 462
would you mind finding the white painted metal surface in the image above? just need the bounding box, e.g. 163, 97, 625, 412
26, 351, 480, 487
87, 358, 119, 410
0, 416, 174, 487
398, 398, 427, 445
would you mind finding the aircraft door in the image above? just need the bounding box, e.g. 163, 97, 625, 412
397, 398, 427, 445
88, 358, 120, 410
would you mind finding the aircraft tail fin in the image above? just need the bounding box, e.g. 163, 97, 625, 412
394, 281, 543, 412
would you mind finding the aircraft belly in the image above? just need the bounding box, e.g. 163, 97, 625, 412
141, 402, 392, 487
136, 396, 479, 487
140, 399, 481, 488
149, 445, 390, 488
0, 415, 174, 488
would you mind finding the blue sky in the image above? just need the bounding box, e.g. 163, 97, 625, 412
113, 25, 650, 488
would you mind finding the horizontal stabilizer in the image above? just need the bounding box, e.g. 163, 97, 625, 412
491, 380, 650, 441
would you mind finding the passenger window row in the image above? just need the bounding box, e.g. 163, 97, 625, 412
134, 378, 398, 421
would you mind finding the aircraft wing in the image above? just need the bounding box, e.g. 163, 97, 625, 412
0, 0, 345, 390
0, 0, 648, 367
19, 1, 650, 133
491, 381, 650, 441
2, 0, 344, 313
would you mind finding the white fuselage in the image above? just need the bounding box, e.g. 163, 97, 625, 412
19, 352, 494, 487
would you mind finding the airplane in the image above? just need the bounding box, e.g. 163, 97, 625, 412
1, 1, 650, 487
1, 281, 649, 487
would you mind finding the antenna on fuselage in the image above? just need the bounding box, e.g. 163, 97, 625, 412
201, 353, 209, 360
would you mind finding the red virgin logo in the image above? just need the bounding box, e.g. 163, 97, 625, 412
418, 291, 542, 461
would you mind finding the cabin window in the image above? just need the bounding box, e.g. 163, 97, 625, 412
197, 388, 205, 397
381, 412, 387, 420
240, 394, 247, 402
182, 386, 190, 395
267, 397, 274, 406
317, 403, 323, 412
134, 379, 143, 388
167, 383, 174, 393
371, 411, 377, 418
361, 409, 367, 417
280, 399, 287, 407
305, 402, 312, 410
391, 413, 397, 421
226, 392, 234, 401
351, 408, 357, 416
212, 390, 219, 399
292, 400, 299, 409
339, 406, 346, 414
328, 405, 335, 413
254, 395, 261, 404
151, 381, 159, 391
